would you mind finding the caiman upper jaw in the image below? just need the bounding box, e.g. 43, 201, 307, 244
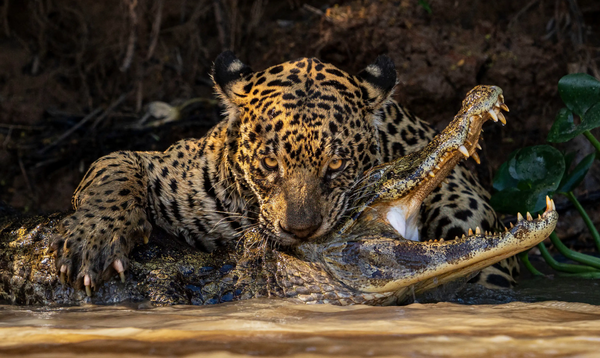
342, 85, 510, 242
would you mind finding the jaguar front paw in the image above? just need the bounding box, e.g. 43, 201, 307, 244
51, 206, 152, 296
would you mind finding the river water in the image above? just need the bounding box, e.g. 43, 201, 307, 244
1, 276, 600, 357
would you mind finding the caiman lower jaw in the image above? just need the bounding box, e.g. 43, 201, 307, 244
381, 201, 558, 294
321, 198, 558, 296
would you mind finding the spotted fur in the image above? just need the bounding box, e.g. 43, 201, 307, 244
53, 52, 516, 291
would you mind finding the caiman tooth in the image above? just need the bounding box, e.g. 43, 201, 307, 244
544, 195, 552, 216
500, 103, 509, 112
489, 109, 498, 122
498, 112, 507, 125
466, 140, 473, 146
476, 143, 482, 150
510, 222, 514, 228
468, 228, 474, 236
475, 226, 481, 235
538, 214, 542, 219
439, 238, 445, 242
471, 151, 481, 164
435, 165, 441, 170
455, 236, 459, 240
552, 199, 556, 211
517, 212, 524, 221
429, 171, 435, 178
459, 145, 470, 157
526, 212, 533, 221
504, 227, 509, 232
499, 94, 505, 103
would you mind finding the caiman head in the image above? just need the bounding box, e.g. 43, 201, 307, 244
272, 85, 559, 305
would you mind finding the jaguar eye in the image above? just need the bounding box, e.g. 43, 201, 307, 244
328, 158, 347, 173
261, 157, 279, 171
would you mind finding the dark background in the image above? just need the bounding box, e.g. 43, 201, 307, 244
0, 0, 599, 249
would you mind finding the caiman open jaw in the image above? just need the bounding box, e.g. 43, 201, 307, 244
340, 85, 510, 242
295, 85, 559, 305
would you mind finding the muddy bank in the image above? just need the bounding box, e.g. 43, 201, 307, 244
0, 0, 599, 247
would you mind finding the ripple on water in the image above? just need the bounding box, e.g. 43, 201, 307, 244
1, 299, 600, 357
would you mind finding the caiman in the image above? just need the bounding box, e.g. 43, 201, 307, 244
0, 85, 558, 306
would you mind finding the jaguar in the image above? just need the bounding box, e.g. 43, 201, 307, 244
52, 51, 518, 296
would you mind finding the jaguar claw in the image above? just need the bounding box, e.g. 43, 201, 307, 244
84, 274, 92, 297
113, 259, 126, 283
59, 265, 67, 285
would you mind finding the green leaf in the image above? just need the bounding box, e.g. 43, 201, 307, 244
492, 154, 518, 191
548, 74, 600, 143
558, 153, 596, 193
558, 73, 600, 117
418, 0, 432, 14
563, 151, 577, 172
548, 108, 579, 142
491, 145, 565, 214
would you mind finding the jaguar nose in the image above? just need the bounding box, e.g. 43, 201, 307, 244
279, 218, 322, 240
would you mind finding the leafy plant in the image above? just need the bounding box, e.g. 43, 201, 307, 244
491, 73, 600, 278
417, 0, 432, 14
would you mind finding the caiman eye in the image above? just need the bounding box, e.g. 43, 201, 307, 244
327, 158, 347, 173
261, 157, 279, 171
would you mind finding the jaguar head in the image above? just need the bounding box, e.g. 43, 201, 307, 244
212, 51, 397, 245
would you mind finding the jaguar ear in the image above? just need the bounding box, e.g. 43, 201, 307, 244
212, 51, 254, 106
357, 55, 397, 108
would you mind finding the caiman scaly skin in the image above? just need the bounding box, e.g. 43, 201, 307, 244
0, 85, 558, 306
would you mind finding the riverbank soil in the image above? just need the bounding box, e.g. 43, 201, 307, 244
0, 0, 599, 250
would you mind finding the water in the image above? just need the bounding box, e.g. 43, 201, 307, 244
2, 276, 600, 357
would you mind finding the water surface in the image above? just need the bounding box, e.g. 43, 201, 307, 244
2, 276, 600, 357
